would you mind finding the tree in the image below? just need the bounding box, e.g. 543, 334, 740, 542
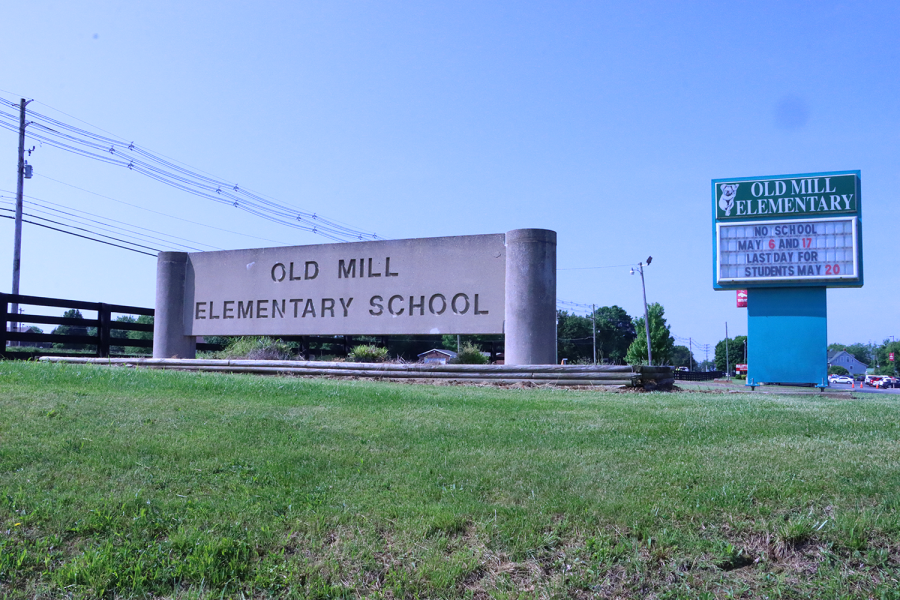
556, 306, 637, 364
670, 345, 696, 369
111, 314, 155, 355
828, 365, 849, 376
51, 309, 90, 350
714, 335, 747, 372
872, 339, 900, 376
453, 342, 489, 364
594, 305, 636, 363
625, 303, 675, 365
556, 310, 593, 363
440, 334, 503, 362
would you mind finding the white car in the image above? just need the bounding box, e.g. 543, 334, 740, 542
830, 376, 853, 385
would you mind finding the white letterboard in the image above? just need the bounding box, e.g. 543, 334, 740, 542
716, 217, 859, 284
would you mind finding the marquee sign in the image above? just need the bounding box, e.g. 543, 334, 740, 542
712, 171, 862, 289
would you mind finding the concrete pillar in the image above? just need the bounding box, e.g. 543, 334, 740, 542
504, 228, 557, 365
153, 251, 196, 358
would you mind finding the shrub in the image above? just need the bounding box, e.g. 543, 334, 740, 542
220, 336, 295, 360
828, 365, 850, 376
348, 345, 389, 363
452, 342, 489, 365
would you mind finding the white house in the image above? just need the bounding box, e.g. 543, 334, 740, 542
417, 349, 457, 364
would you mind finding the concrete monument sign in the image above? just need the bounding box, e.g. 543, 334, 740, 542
153, 229, 557, 365
185, 234, 505, 337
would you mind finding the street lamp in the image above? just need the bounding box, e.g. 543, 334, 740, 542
630, 256, 653, 366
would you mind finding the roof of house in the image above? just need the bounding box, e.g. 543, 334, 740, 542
417, 348, 457, 358
827, 350, 868, 366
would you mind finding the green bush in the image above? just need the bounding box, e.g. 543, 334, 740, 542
452, 342, 489, 364
348, 344, 389, 363
828, 365, 850, 376
218, 336, 295, 360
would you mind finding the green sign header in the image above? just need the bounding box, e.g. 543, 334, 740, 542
715, 173, 858, 220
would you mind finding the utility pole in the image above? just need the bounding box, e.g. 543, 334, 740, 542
631, 257, 653, 366
10, 98, 31, 336
591, 303, 596, 365
689, 337, 693, 371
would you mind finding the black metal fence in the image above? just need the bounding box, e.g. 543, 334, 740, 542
0, 292, 224, 359
0, 293, 467, 361
673, 370, 725, 381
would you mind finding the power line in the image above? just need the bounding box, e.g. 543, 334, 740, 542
35, 173, 293, 246
0, 103, 379, 241
558, 263, 638, 271
557, 299, 594, 315
0, 96, 382, 243
0, 191, 214, 252
0, 214, 156, 257
0, 195, 207, 252
0, 206, 165, 254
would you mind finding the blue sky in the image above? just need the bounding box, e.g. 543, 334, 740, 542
1, 0, 898, 354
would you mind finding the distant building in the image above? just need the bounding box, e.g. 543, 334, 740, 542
827, 350, 868, 375
418, 349, 457, 365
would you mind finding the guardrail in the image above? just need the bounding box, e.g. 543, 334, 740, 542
38, 357, 675, 389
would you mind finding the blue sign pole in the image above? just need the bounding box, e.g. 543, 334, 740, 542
746, 287, 827, 389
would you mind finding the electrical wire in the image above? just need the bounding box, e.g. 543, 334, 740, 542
0, 214, 156, 257
558, 263, 639, 271
0, 206, 164, 254
34, 173, 294, 246
0, 191, 214, 252
0, 97, 382, 243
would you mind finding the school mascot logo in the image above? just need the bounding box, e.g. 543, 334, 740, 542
719, 184, 738, 217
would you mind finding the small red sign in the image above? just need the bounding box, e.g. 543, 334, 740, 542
736, 290, 748, 308
891, 352, 895, 362
735, 364, 748, 373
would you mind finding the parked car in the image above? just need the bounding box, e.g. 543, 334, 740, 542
830, 375, 853, 385
874, 377, 897, 389
865, 375, 881, 387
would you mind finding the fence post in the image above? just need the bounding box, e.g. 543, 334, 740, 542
97, 303, 111, 358
0, 293, 7, 352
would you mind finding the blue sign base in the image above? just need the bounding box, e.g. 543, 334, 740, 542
746, 287, 828, 388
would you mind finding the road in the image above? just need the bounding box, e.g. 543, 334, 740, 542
828, 382, 900, 394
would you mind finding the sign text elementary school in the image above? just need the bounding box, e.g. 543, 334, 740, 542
712, 171, 862, 289
184, 234, 506, 336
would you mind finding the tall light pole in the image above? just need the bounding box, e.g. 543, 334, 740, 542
631, 256, 653, 366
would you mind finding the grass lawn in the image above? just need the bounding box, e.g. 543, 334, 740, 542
1, 361, 899, 599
